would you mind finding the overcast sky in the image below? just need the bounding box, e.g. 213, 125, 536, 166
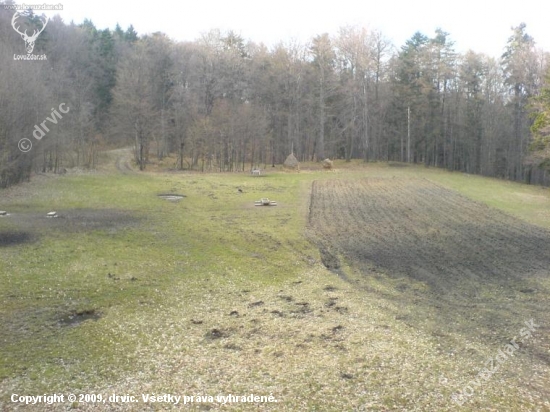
39, 0, 550, 57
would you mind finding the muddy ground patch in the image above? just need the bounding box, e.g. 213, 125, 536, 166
0, 209, 139, 245
0, 230, 35, 247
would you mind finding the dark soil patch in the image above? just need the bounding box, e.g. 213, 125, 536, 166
3, 209, 139, 235
205, 328, 228, 340
0, 230, 34, 247
323, 285, 338, 292
319, 247, 340, 270
317, 245, 349, 280
59, 309, 101, 327
291, 305, 312, 315
248, 301, 264, 308
520, 288, 535, 293
325, 300, 337, 308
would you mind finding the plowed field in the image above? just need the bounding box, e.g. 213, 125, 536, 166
309, 177, 550, 285
308, 177, 550, 354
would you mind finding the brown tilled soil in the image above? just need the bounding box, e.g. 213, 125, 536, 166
308, 177, 550, 362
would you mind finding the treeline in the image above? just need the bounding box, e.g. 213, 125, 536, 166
1, 1, 550, 188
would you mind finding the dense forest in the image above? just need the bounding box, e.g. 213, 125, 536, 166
1, 1, 550, 187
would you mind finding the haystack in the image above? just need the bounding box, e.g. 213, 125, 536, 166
322, 158, 333, 169
283, 153, 300, 170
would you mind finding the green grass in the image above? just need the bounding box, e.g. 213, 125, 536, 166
421, 168, 550, 229
0, 168, 314, 387
0, 158, 549, 411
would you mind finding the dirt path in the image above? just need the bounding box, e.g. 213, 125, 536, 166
99, 147, 135, 174
114, 148, 134, 173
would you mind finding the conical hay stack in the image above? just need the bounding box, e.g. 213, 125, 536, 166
283, 153, 300, 170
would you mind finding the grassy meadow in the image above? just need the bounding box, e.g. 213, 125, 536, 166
0, 156, 549, 411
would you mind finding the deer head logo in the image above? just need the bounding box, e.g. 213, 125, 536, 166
11, 11, 49, 54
